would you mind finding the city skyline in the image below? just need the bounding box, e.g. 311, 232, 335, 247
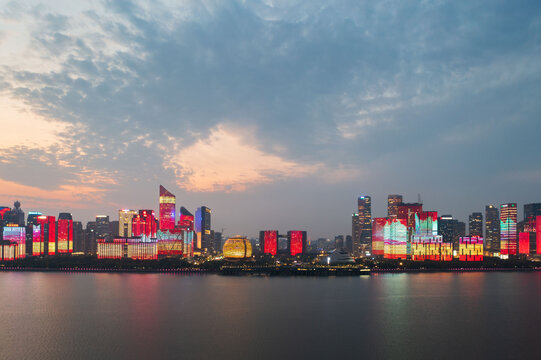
1, 1, 541, 238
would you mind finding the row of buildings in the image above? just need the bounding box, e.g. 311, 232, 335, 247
352, 195, 541, 261
0, 186, 222, 261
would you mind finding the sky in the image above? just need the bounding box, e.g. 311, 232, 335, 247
0, 0, 540, 239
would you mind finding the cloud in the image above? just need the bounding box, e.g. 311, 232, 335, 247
163, 124, 321, 192
0, 177, 109, 209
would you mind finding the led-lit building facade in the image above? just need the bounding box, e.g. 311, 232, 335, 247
31, 225, 41, 256
159, 185, 176, 231
1, 225, 26, 260
132, 210, 157, 240
157, 229, 184, 257
223, 236, 252, 259
411, 211, 445, 260
97, 237, 158, 260
518, 232, 531, 256
500, 203, 517, 258
372, 218, 387, 257
458, 236, 484, 261
536, 216, 541, 256
57, 213, 73, 254
288, 231, 307, 256
485, 205, 500, 255
36, 215, 56, 255
387, 195, 403, 218
259, 230, 278, 256
178, 207, 194, 232
118, 209, 138, 237
411, 235, 445, 261
383, 218, 408, 259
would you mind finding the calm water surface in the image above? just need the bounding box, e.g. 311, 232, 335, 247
1, 272, 540, 359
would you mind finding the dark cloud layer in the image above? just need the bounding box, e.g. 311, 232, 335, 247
1, 0, 541, 237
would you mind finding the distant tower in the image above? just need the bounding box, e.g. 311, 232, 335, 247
468, 212, 483, 237
159, 185, 176, 231
387, 195, 403, 218
500, 203, 517, 258
356, 196, 372, 255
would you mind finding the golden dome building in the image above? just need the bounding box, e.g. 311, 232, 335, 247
223, 236, 252, 259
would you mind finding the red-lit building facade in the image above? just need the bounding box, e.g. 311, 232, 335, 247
288, 231, 306, 256
159, 185, 176, 231
37, 215, 56, 256
259, 230, 278, 256
458, 236, 484, 261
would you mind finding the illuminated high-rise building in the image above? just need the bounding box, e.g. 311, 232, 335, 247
387, 195, 403, 218
118, 209, 138, 237
159, 185, 176, 231
469, 212, 483, 237
485, 205, 500, 255
500, 203, 517, 258
132, 210, 157, 240
57, 213, 73, 254
259, 230, 278, 256
411, 212, 443, 261
37, 215, 56, 255
178, 207, 194, 232
536, 216, 541, 256
195, 206, 211, 252
355, 196, 372, 255
287, 231, 307, 256
383, 218, 408, 259
372, 218, 387, 257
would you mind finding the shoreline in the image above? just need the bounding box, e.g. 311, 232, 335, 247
1, 266, 541, 275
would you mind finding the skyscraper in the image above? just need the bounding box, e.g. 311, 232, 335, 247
57, 213, 73, 254
159, 185, 176, 231
387, 195, 403, 218
73, 221, 84, 253
468, 212, 483, 237
37, 215, 56, 255
118, 209, 138, 237
485, 205, 500, 255
195, 206, 211, 252
132, 210, 157, 239
259, 230, 278, 256
178, 207, 194, 232
356, 196, 372, 255
500, 203, 517, 258
438, 215, 459, 255
96, 215, 110, 241
288, 231, 307, 256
